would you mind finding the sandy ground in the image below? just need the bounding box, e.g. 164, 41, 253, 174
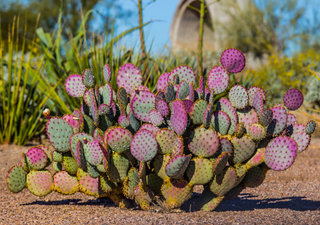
0, 139, 319, 225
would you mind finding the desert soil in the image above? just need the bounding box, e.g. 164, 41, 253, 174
0, 138, 319, 225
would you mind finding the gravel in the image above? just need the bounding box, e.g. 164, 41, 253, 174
0, 139, 319, 225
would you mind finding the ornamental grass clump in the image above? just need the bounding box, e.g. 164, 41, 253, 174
6, 48, 315, 211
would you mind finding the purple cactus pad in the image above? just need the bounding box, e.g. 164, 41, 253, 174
131, 129, 158, 162
207, 66, 229, 95
168, 66, 195, 85
117, 63, 143, 94
157, 73, 169, 92
283, 89, 303, 110
220, 48, 246, 73
65, 74, 86, 98
171, 100, 188, 136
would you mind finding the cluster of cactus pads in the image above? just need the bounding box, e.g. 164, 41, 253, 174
7, 48, 316, 211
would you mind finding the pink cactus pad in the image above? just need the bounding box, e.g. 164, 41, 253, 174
72, 109, 84, 130
140, 123, 160, 135
27, 170, 53, 196
291, 132, 310, 153
228, 85, 248, 109
156, 99, 169, 117
70, 133, 93, 159
252, 90, 264, 117
219, 138, 233, 154
265, 136, 298, 171
93, 128, 104, 144
148, 109, 164, 126
195, 87, 210, 99
283, 89, 303, 110
118, 115, 130, 128
168, 66, 195, 84
98, 104, 110, 115
182, 99, 193, 114
217, 98, 238, 134
292, 123, 306, 133
156, 128, 176, 154
207, 66, 229, 94
117, 63, 143, 94
165, 154, 192, 179
99, 83, 113, 106
237, 107, 259, 130
248, 87, 266, 106
211, 111, 231, 135
171, 100, 188, 136
176, 80, 190, 100
105, 127, 133, 153
65, 74, 86, 97
248, 123, 266, 141
268, 105, 288, 136
188, 127, 219, 157
246, 148, 265, 169
131, 129, 158, 162
189, 82, 194, 102
171, 136, 184, 158
78, 169, 106, 197
26, 147, 48, 170
220, 48, 246, 73
131, 90, 156, 122
83, 140, 104, 166
53, 171, 79, 194
287, 113, 297, 126
157, 72, 169, 92
103, 64, 111, 83
62, 114, 80, 132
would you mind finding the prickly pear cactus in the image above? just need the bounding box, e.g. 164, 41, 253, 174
7, 49, 315, 212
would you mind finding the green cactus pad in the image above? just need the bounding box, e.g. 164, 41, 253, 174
146, 173, 163, 196
83, 114, 95, 135
53, 171, 78, 195
62, 114, 80, 133
53, 151, 63, 163
234, 123, 246, 138
108, 153, 129, 182
75, 140, 87, 171
77, 168, 107, 197
47, 117, 73, 152
165, 82, 175, 103
171, 136, 184, 158
87, 163, 101, 178
83, 140, 104, 166
93, 128, 104, 142
260, 109, 273, 127
306, 120, 316, 135
117, 63, 143, 94
27, 170, 53, 197
103, 64, 111, 83
211, 152, 230, 175
165, 154, 192, 179
209, 166, 237, 197
83, 88, 95, 107
169, 66, 195, 85
211, 111, 231, 135
231, 135, 256, 164
248, 87, 266, 106
251, 89, 264, 117
128, 112, 140, 131
237, 107, 259, 130
188, 127, 219, 157
161, 179, 193, 210
105, 126, 133, 154
291, 131, 310, 153
248, 123, 266, 141
72, 109, 84, 131
123, 167, 139, 199
53, 162, 63, 172
21, 153, 29, 172
131, 90, 156, 122
234, 165, 247, 187
176, 80, 190, 100
26, 147, 48, 170
117, 87, 128, 108
246, 147, 265, 170
152, 154, 171, 180
186, 157, 214, 185
198, 187, 224, 212
99, 83, 113, 107
96, 164, 106, 173
217, 98, 238, 135
228, 85, 249, 109
171, 100, 188, 135
203, 106, 213, 129
63, 156, 78, 175
100, 174, 117, 193
243, 166, 266, 188
82, 69, 94, 88
148, 109, 164, 126
134, 184, 153, 210
37, 145, 54, 166
131, 129, 158, 162
156, 129, 176, 154
6, 166, 26, 193
190, 99, 207, 125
